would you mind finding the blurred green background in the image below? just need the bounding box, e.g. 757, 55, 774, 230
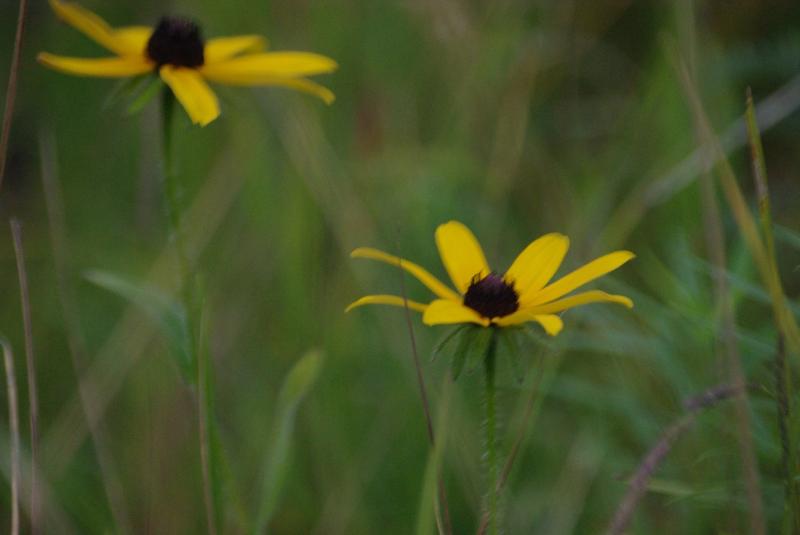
1, 0, 800, 533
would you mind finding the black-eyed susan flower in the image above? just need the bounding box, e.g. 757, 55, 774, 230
347, 220, 635, 336
38, 0, 337, 126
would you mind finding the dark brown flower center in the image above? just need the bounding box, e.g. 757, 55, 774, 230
146, 17, 205, 68
463, 272, 519, 319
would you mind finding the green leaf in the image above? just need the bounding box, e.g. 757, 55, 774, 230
252, 350, 323, 534
103, 73, 157, 112
84, 270, 195, 383
499, 329, 525, 383
463, 327, 493, 376
126, 75, 164, 116
449, 325, 476, 380
432, 324, 468, 362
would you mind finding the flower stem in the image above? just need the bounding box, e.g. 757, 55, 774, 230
160, 88, 217, 535
484, 329, 499, 535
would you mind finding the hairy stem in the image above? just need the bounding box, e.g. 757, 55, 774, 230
484, 331, 499, 535
160, 90, 217, 535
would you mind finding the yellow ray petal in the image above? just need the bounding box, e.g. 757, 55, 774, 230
204, 35, 268, 63
351, 248, 460, 301
493, 312, 563, 335
422, 300, 489, 327
506, 233, 569, 301
264, 77, 336, 104
527, 251, 636, 306
112, 26, 152, 56
524, 290, 633, 314
203, 68, 336, 104
201, 52, 338, 81
48, 0, 143, 56
345, 295, 428, 313
435, 221, 491, 294
159, 66, 220, 126
38, 52, 152, 77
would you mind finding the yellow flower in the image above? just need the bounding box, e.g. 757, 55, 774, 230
347, 221, 635, 336
38, 0, 337, 126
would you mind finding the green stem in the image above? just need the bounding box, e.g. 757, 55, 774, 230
484, 330, 499, 535
160, 89, 218, 535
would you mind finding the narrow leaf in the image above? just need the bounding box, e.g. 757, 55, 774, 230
253, 350, 323, 534
85, 269, 194, 382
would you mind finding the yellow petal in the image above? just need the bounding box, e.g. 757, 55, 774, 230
112, 26, 152, 56
435, 221, 491, 294
506, 233, 569, 301
159, 66, 220, 127
493, 312, 563, 335
345, 295, 428, 314
527, 251, 636, 306
48, 0, 144, 56
204, 35, 268, 63
201, 52, 338, 79
351, 248, 460, 301
422, 300, 489, 327
525, 290, 633, 314
38, 52, 152, 77
261, 77, 336, 104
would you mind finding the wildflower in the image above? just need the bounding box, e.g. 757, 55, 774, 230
38, 0, 337, 126
347, 221, 635, 335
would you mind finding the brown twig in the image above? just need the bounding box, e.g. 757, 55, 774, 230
396, 249, 453, 535
10, 219, 39, 534
607, 382, 744, 535
1, 341, 21, 535
0, 0, 29, 196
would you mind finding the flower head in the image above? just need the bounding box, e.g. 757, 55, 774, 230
38, 1, 338, 126
347, 221, 635, 336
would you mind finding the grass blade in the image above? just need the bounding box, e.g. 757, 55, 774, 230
252, 350, 323, 534
84, 269, 194, 383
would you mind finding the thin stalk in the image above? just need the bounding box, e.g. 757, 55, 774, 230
9, 220, 39, 535
0, 0, 29, 196
476, 350, 562, 535
775, 336, 800, 533
397, 254, 452, 535
1, 341, 20, 535
160, 89, 217, 535
744, 88, 800, 533
483, 331, 499, 535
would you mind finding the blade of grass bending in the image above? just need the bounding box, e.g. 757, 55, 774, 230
416, 377, 452, 535
743, 87, 800, 352
672, 48, 765, 535
0, 0, 28, 196
10, 220, 40, 535
253, 350, 323, 534
745, 90, 800, 532
0, 340, 20, 535
674, 55, 800, 357
84, 270, 195, 382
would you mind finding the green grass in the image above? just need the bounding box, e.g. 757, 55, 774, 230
0, 0, 799, 533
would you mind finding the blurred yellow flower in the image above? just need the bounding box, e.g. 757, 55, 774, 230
347, 221, 635, 336
38, 0, 337, 126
